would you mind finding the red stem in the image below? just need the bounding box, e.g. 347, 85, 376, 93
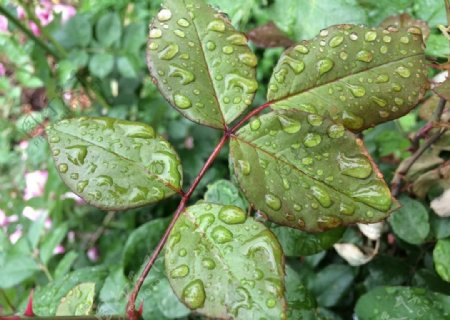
229, 101, 272, 133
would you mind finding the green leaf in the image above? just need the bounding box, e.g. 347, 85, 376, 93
388, 196, 430, 245
96, 12, 122, 47
285, 264, 318, 319
308, 264, 355, 307
434, 79, 450, 102
54, 251, 78, 279
34, 266, 109, 316
272, 225, 345, 256
0, 253, 40, 289
117, 55, 138, 78
414, 0, 447, 27
56, 14, 92, 48
40, 223, 68, 265
355, 286, 450, 319
122, 218, 169, 274
28, 210, 49, 249
56, 282, 95, 316
89, 53, 114, 78
434, 238, 450, 283
267, 25, 428, 132
230, 110, 393, 232
98, 268, 130, 315
147, 0, 258, 128
165, 203, 286, 319
46, 117, 182, 210
204, 179, 248, 210
426, 34, 450, 58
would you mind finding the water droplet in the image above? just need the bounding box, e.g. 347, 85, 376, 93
327, 124, 345, 139
222, 45, 234, 54
317, 58, 334, 76
351, 181, 392, 211
374, 74, 389, 83
70, 173, 79, 180
52, 149, 60, 156
400, 36, 410, 44
158, 43, 179, 60
182, 280, 206, 310
58, 163, 68, 173
266, 298, 277, 309
380, 45, 388, 54
149, 29, 163, 41
170, 264, 189, 278
340, 51, 348, 60
329, 35, 344, 47
365, 31, 377, 42
157, 8, 172, 21
225, 74, 258, 94
349, 32, 358, 40
173, 94, 192, 109
310, 185, 332, 208
265, 194, 281, 211
342, 111, 364, 130
168, 65, 195, 84
320, 29, 329, 37
178, 248, 187, 257
198, 214, 215, 231
303, 133, 322, 147
206, 41, 216, 51
211, 226, 233, 244
177, 18, 190, 27
346, 83, 366, 97
207, 20, 225, 32
294, 44, 309, 54
239, 53, 257, 67
219, 206, 246, 224
407, 27, 422, 36
174, 29, 185, 38
395, 97, 404, 106
227, 33, 247, 45
302, 157, 314, 165
77, 180, 88, 193
281, 56, 305, 74
395, 66, 411, 78
250, 118, 261, 131
202, 258, 216, 270
337, 153, 373, 179
371, 96, 387, 107
339, 202, 355, 215
278, 115, 301, 133
307, 114, 323, 126
356, 50, 373, 63
382, 35, 391, 43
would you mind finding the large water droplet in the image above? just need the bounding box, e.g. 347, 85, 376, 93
339, 202, 355, 215
77, 180, 88, 193
364, 31, 377, 42
374, 74, 389, 83
238, 160, 251, 176
371, 96, 387, 107
198, 214, 215, 231
173, 94, 192, 109
170, 264, 189, 278
342, 111, 364, 130
177, 18, 190, 27
168, 65, 195, 84
211, 226, 233, 244
207, 20, 225, 32
58, 163, 68, 173
281, 56, 305, 74
265, 194, 281, 211
239, 53, 257, 67
327, 124, 345, 139
250, 118, 261, 131
329, 35, 344, 48
182, 280, 206, 309
318, 216, 342, 229
351, 181, 392, 211
294, 44, 309, 54
219, 206, 246, 224
346, 83, 366, 97
278, 115, 301, 133
225, 74, 258, 94
222, 45, 234, 54
206, 41, 216, 51
266, 298, 277, 309
307, 114, 323, 126
356, 50, 373, 63
149, 28, 162, 39
317, 58, 334, 76
159, 43, 179, 60
310, 185, 333, 208
303, 133, 322, 147
395, 66, 411, 78
157, 8, 172, 21
337, 153, 373, 179
202, 258, 216, 270
227, 34, 247, 45
67, 145, 88, 166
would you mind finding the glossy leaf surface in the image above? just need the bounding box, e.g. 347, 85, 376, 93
267, 25, 428, 132
55, 282, 95, 316
230, 110, 393, 232
165, 203, 286, 319
355, 286, 450, 319
433, 238, 450, 283
147, 0, 258, 129
47, 117, 182, 210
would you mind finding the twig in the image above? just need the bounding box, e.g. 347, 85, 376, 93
86, 211, 116, 249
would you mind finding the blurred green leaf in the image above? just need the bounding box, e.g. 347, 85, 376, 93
117, 55, 138, 78
98, 268, 129, 315
56, 282, 95, 316
89, 53, 114, 78
0, 253, 40, 289
28, 210, 49, 249
55, 14, 92, 48
426, 34, 450, 58
414, 0, 447, 27
434, 238, 450, 283
54, 251, 79, 279
96, 12, 122, 47
40, 222, 68, 265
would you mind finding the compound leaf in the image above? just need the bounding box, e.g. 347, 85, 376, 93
165, 203, 286, 319
47, 117, 182, 210
147, 0, 258, 129
267, 25, 428, 132
230, 110, 393, 232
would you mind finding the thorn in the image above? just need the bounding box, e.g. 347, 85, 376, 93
24, 289, 34, 317
138, 301, 144, 317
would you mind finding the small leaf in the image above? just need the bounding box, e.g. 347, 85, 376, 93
165, 203, 286, 319
230, 110, 393, 232
56, 283, 95, 316
267, 25, 428, 132
355, 286, 450, 319
147, 0, 258, 129
271, 225, 345, 256
204, 179, 248, 210
89, 53, 114, 78
434, 78, 450, 102
46, 117, 182, 210
96, 13, 122, 47
247, 22, 295, 48
434, 238, 450, 283
388, 196, 430, 245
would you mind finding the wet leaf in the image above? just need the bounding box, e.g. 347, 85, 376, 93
388, 196, 430, 245
230, 110, 393, 232
165, 203, 286, 319
434, 78, 450, 102
267, 25, 428, 132
56, 282, 95, 316
355, 286, 450, 319
271, 225, 345, 256
380, 13, 430, 41
46, 117, 183, 210
204, 179, 248, 210
147, 0, 258, 129
247, 22, 295, 48
434, 238, 450, 283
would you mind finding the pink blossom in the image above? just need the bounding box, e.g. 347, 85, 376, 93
87, 247, 99, 262
53, 4, 76, 23
24, 170, 48, 200
19, 140, 29, 150
22, 206, 47, 221
29, 21, 41, 36
17, 7, 26, 19
53, 244, 65, 255
0, 15, 7, 33
0, 209, 18, 227
0, 63, 5, 77
61, 192, 85, 205
9, 228, 23, 244
44, 218, 52, 229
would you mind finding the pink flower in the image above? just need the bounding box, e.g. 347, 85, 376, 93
22, 206, 47, 221
0, 209, 18, 227
19, 140, 29, 149
24, 170, 48, 200
9, 228, 23, 244
0, 15, 7, 33
53, 4, 76, 23
0, 63, 5, 77
17, 7, 26, 20
29, 21, 41, 36
44, 218, 52, 229
53, 244, 65, 255
87, 247, 99, 262
61, 192, 85, 205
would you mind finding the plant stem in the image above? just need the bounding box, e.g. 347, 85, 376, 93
86, 211, 116, 249
230, 101, 272, 133
126, 133, 229, 319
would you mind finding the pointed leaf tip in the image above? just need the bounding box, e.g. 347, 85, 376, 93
24, 289, 34, 317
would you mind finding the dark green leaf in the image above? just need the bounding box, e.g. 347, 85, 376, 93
267, 25, 428, 132
96, 13, 122, 47
363, 255, 409, 290
40, 223, 68, 265
89, 53, 114, 78
204, 179, 248, 210
98, 268, 129, 315
57, 14, 92, 48
230, 110, 393, 232
55, 282, 95, 316
285, 265, 318, 319
0, 253, 40, 289
147, 0, 258, 128
434, 238, 450, 283
355, 286, 450, 319
388, 196, 430, 245
46, 117, 182, 210
272, 225, 345, 256
165, 203, 286, 319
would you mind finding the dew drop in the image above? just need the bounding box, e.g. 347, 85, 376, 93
374, 74, 389, 83
380, 45, 388, 54
206, 41, 216, 51
339, 202, 355, 215
211, 226, 233, 244
168, 65, 195, 84
265, 194, 281, 211
225, 74, 258, 94
340, 51, 348, 60
174, 29, 185, 38
239, 53, 257, 67
149, 28, 162, 39
219, 206, 246, 224
281, 56, 305, 74
364, 31, 377, 42
222, 46, 234, 54
70, 173, 79, 180
317, 58, 334, 76
351, 180, 392, 211
307, 114, 323, 126
310, 185, 332, 208
266, 298, 277, 309
238, 160, 251, 176
173, 94, 192, 109
337, 153, 373, 179
342, 111, 364, 130
278, 115, 301, 133
302, 157, 314, 165
395, 97, 404, 106
77, 180, 88, 193
202, 258, 216, 270
318, 216, 342, 229
250, 118, 261, 131
400, 36, 410, 44
329, 35, 344, 48
294, 44, 309, 54
356, 50, 373, 63
382, 35, 391, 43
349, 32, 358, 40
227, 33, 247, 45
207, 20, 225, 32
371, 96, 387, 107
157, 8, 172, 21
170, 264, 189, 278
407, 26, 422, 36
182, 280, 206, 310
58, 163, 68, 173
303, 133, 322, 147
50, 136, 60, 143
395, 66, 411, 78
177, 18, 190, 27
158, 43, 179, 60
327, 124, 345, 139
346, 83, 366, 97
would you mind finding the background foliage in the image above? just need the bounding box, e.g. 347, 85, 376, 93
0, 0, 449, 319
